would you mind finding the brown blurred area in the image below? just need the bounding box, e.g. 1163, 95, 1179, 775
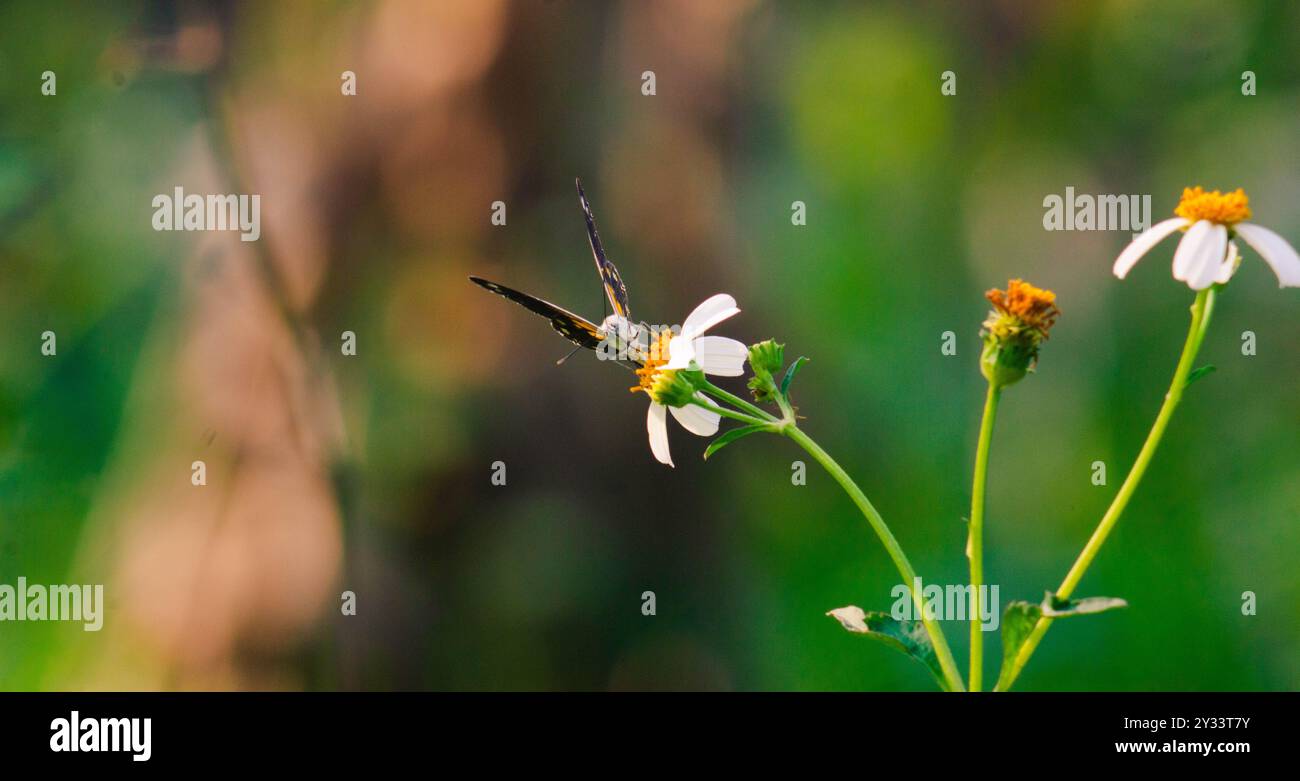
59, 0, 762, 689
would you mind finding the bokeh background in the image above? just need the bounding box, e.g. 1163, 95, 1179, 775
1, 0, 1297, 691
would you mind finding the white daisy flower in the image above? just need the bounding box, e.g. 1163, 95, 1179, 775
1113, 187, 1300, 290
631, 294, 748, 467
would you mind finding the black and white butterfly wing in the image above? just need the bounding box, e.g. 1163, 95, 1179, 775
469, 276, 604, 350
575, 178, 632, 320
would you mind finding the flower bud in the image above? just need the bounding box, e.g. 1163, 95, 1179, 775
980, 335, 1033, 386
748, 340, 785, 379
747, 340, 784, 402
980, 279, 1059, 388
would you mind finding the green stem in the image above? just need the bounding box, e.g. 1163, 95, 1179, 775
701, 380, 780, 422
967, 382, 1002, 692
995, 287, 1216, 691
689, 397, 769, 427
773, 385, 797, 422
784, 424, 966, 692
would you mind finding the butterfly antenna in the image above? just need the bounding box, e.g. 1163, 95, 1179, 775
555, 343, 584, 366
590, 220, 609, 365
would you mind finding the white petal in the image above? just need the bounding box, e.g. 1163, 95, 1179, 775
1171, 220, 1208, 281
682, 294, 740, 335
1185, 223, 1228, 290
1235, 222, 1300, 288
646, 403, 673, 467
1215, 241, 1240, 285
1170, 221, 1224, 288
1113, 217, 1187, 279
662, 334, 695, 370
691, 336, 748, 376
669, 395, 720, 436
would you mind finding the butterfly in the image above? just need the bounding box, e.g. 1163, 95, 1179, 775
469, 179, 642, 364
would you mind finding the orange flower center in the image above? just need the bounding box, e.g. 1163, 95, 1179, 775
985, 279, 1060, 337
1173, 186, 1251, 225
630, 329, 675, 394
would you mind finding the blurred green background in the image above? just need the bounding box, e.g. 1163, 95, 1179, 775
1, 0, 1297, 691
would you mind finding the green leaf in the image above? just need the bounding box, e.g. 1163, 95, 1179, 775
780, 356, 810, 398
1040, 592, 1128, 617
1185, 365, 1216, 387
995, 601, 1042, 691
826, 606, 949, 690
994, 593, 1128, 690
703, 424, 766, 459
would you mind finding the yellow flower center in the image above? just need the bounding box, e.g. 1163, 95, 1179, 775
984, 279, 1060, 338
1173, 186, 1251, 225
631, 328, 675, 394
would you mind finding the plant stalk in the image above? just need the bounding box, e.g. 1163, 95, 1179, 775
784, 424, 967, 692
967, 382, 1002, 691
995, 287, 1216, 691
